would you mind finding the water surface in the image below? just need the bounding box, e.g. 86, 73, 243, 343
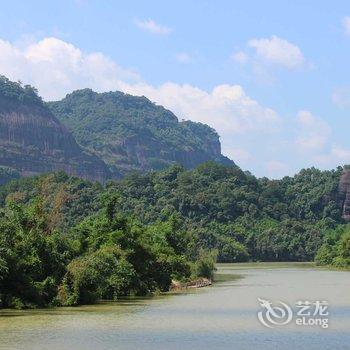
1, 262, 349, 350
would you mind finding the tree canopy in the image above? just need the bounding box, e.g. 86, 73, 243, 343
0, 162, 348, 308
0, 76, 43, 107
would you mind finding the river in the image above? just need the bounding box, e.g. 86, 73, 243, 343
0, 262, 349, 350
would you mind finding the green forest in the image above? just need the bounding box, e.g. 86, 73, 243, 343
0, 162, 349, 309
0, 76, 349, 309
48, 88, 232, 176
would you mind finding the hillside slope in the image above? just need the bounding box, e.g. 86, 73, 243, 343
0, 162, 344, 264
48, 89, 233, 177
0, 76, 110, 182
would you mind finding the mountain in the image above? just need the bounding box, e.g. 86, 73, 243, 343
48, 89, 234, 177
0, 76, 110, 182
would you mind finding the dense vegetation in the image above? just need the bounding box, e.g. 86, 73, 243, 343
0, 162, 348, 308
1, 76, 347, 309
102, 162, 343, 261
0, 166, 20, 186
0, 75, 232, 182
0, 173, 216, 308
315, 224, 350, 268
48, 89, 232, 177
0, 75, 43, 108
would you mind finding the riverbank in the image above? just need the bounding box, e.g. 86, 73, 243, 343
1, 263, 349, 350
170, 277, 212, 291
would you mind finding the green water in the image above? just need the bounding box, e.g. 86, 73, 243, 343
1, 262, 349, 350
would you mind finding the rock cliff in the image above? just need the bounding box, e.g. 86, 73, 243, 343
0, 76, 235, 184
48, 89, 234, 177
0, 77, 110, 182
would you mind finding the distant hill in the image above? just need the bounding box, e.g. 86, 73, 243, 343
48, 89, 234, 177
0, 76, 110, 183
0, 76, 235, 185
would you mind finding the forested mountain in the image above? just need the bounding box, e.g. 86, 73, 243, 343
0, 162, 349, 308
0, 76, 233, 182
0, 76, 349, 309
0, 76, 110, 182
48, 89, 233, 177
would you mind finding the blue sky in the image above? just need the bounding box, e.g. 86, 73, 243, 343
1, 0, 350, 178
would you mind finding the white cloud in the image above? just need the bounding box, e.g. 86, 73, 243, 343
295, 110, 330, 150
293, 111, 350, 169
123, 83, 280, 136
135, 19, 172, 35
231, 51, 248, 64
2, 36, 349, 177
175, 52, 192, 64
248, 35, 305, 69
0, 37, 278, 136
343, 16, 350, 36
0, 36, 284, 176
332, 87, 350, 107
331, 145, 350, 162
313, 145, 350, 167
0, 37, 139, 100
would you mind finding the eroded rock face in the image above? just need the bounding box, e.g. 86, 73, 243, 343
0, 77, 235, 184
0, 103, 110, 182
48, 89, 235, 177
338, 169, 350, 221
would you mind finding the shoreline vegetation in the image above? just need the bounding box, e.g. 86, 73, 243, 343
0, 165, 349, 309
0, 77, 349, 310
1, 261, 348, 312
